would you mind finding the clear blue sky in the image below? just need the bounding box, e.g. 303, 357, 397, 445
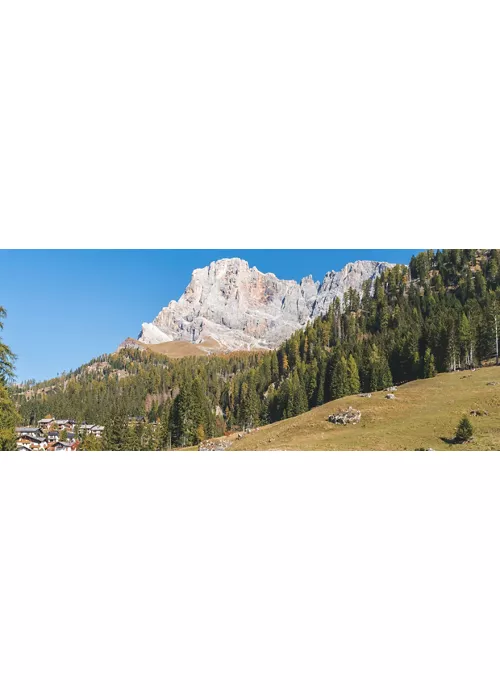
0, 249, 423, 382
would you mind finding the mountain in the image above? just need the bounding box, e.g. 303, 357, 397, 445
137, 257, 394, 350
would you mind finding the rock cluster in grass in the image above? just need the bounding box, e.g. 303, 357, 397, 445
198, 438, 232, 451
359, 393, 372, 398
328, 407, 361, 425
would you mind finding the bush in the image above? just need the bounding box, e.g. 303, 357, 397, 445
455, 416, 474, 443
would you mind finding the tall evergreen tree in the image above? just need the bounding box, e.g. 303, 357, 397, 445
158, 402, 171, 450
346, 355, 360, 395
0, 307, 20, 451
330, 353, 348, 399
423, 348, 436, 378
103, 406, 127, 450
0, 307, 16, 384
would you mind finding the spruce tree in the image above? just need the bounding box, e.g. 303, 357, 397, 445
124, 425, 140, 450
423, 348, 436, 378
0, 307, 20, 450
80, 433, 101, 451
0, 307, 16, 384
0, 384, 19, 450
142, 423, 157, 450
103, 406, 127, 450
158, 402, 171, 450
330, 354, 348, 399
346, 355, 360, 395
455, 416, 473, 443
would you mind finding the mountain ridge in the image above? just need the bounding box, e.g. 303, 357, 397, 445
137, 257, 395, 351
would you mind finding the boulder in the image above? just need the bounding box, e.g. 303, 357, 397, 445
328, 407, 361, 425
359, 393, 372, 398
199, 438, 232, 451
386, 393, 396, 400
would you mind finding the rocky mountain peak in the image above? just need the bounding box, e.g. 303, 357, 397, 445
137, 257, 396, 350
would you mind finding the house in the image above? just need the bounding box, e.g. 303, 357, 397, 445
38, 418, 53, 430
16, 434, 47, 450
16, 426, 43, 438
16, 443, 32, 451
56, 419, 76, 431
66, 432, 75, 442
47, 431, 59, 442
51, 441, 78, 452
76, 424, 104, 438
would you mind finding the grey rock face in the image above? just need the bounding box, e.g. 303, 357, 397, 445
138, 257, 394, 350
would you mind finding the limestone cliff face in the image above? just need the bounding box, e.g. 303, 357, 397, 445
138, 257, 394, 350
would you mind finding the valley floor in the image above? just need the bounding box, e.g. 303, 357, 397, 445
230, 365, 500, 451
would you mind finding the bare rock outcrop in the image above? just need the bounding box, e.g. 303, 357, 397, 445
138, 257, 394, 351
328, 407, 361, 425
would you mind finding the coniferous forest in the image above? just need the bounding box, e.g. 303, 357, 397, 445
10, 249, 500, 450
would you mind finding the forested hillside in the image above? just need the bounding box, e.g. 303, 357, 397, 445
14, 249, 500, 449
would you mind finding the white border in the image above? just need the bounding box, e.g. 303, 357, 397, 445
1, 452, 500, 699
2, 0, 500, 695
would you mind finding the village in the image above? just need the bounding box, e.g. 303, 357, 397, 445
15, 418, 103, 451
14, 416, 149, 451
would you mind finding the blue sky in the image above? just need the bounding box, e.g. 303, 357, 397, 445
0, 249, 423, 382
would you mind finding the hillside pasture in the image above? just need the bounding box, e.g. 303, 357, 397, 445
230, 365, 500, 451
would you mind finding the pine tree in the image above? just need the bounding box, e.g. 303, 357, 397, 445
0, 384, 19, 450
314, 358, 326, 406
423, 348, 436, 378
455, 416, 473, 443
270, 352, 279, 383
171, 384, 193, 447
346, 355, 360, 395
239, 375, 260, 429
0, 308, 20, 450
458, 313, 472, 367
291, 370, 308, 415
305, 358, 318, 404
103, 406, 127, 450
142, 423, 157, 451
330, 354, 348, 399
158, 402, 171, 450
124, 425, 140, 450
0, 307, 16, 384
80, 433, 101, 451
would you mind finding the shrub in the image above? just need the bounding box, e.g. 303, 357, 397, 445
455, 416, 474, 443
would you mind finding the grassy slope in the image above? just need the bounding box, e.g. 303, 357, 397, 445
231, 365, 500, 451
137, 338, 221, 358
